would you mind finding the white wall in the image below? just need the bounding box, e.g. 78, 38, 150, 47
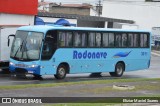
102, 1, 160, 30
90, 7, 99, 16
0, 13, 34, 25
90, 8, 98, 16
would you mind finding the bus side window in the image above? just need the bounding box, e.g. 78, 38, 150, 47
122, 33, 127, 47
140, 34, 149, 48
58, 32, 72, 47
66, 32, 73, 47
88, 32, 96, 47
144, 34, 148, 47
128, 33, 134, 47
74, 32, 81, 47
59, 32, 65, 47
115, 33, 122, 47
133, 34, 140, 47
82, 33, 87, 47
102, 33, 109, 47
95, 33, 101, 47
108, 33, 114, 47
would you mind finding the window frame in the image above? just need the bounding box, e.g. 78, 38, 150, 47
56, 30, 150, 49
102, 32, 115, 48
73, 31, 88, 48
58, 31, 73, 48
140, 33, 150, 48
41, 30, 58, 60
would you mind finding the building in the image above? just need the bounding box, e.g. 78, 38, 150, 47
49, 3, 92, 16
38, 1, 53, 12
37, 12, 134, 28
38, 0, 102, 16
102, 0, 160, 30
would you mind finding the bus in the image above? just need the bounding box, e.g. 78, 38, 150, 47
8, 25, 151, 79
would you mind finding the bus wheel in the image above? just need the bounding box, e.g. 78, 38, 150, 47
54, 64, 67, 79
109, 62, 124, 77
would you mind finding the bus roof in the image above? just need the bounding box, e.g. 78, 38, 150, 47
17, 25, 151, 34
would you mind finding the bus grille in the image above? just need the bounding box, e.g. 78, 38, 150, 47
15, 64, 28, 68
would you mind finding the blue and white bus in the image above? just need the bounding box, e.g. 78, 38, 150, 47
8, 25, 151, 79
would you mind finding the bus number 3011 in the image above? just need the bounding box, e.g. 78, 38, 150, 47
141, 52, 148, 56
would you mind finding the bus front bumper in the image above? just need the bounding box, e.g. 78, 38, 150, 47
9, 62, 40, 76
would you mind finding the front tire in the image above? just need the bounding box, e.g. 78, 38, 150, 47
109, 62, 124, 77
54, 64, 67, 79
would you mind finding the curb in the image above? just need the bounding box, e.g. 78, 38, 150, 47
151, 52, 160, 56
152, 50, 160, 54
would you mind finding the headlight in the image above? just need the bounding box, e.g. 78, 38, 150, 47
9, 62, 15, 66
29, 64, 39, 68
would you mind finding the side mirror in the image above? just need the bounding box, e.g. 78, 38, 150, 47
8, 34, 15, 46
8, 39, 10, 47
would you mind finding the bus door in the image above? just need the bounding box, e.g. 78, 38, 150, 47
40, 30, 57, 75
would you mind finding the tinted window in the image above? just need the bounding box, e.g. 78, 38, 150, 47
95, 33, 101, 47
115, 34, 122, 47
108, 33, 114, 47
122, 33, 127, 47
128, 33, 134, 47
133, 34, 139, 47
140, 34, 149, 47
102, 33, 109, 47
57, 30, 149, 49
144, 34, 148, 47
59, 32, 65, 47
66, 32, 73, 46
82, 33, 87, 47
58, 32, 72, 47
74, 32, 81, 47
88, 32, 95, 47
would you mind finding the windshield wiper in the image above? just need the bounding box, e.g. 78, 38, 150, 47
22, 40, 30, 60
13, 40, 25, 59
13, 34, 29, 59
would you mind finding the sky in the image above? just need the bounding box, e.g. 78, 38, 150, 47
39, 0, 101, 5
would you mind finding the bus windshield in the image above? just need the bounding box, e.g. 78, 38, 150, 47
10, 31, 44, 61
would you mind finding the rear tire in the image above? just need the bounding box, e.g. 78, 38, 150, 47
109, 62, 124, 77
54, 64, 67, 79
